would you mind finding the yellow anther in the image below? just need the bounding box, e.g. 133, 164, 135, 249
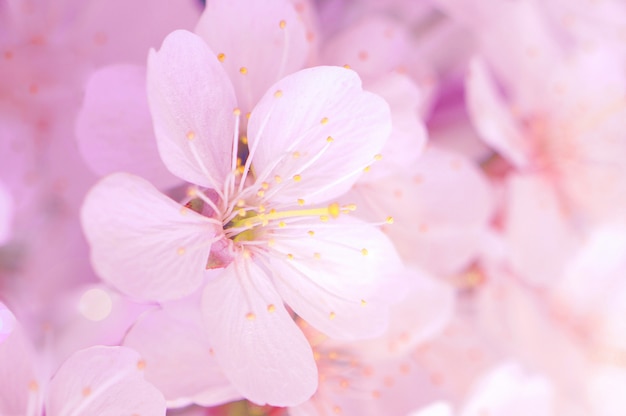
278, 221, 286, 228
177, 247, 186, 255
28, 381, 39, 392
241, 135, 248, 144
238, 208, 247, 217
82, 387, 92, 397
314, 252, 321, 260
257, 190, 265, 197
270, 209, 277, 214
326, 136, 334, 143
274, 89, 283, 98
287, 253, 294, 260
261, 182, 270, 190
386, 216, 394, 224
293, 174, 302, 182
236, 157, 242, 167
233, 108, 241, 116
374, 154, 383, 161
320, 215, 329, 222
246, 112, 251, 120
321, 117, 329, 125
361, 248, 369, 256
297, 198, 305, 206
329, 351, 338, 360
274, 175, 283, 183
292, 151, 301, 158
267, 304, 276, 313
307, 230, 315, 236
343, 64, 351, 69
328, 202, 340, 218
217, 52, 226, 62
239, 66, 248, 75
237, 199, 246, 207
268, 238, 276, 247
186, 130, 196, 140
245, 312, 256, 321
180, 207, 189, 215
137, 360, 146, 370
279, 20, 287, 29
258, 205, 266, 213
242, 250, 252, 259
361, 299, 367, 306
363, 166, 371, 172
344, 203, 357, 212
329, 311, 336, 320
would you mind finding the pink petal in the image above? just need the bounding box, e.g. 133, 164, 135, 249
358, 270, 455, 359
0, 182, 13, 245
505, 174, 580, 287
409, 402, 454, 416
363, 72, 428, 180
69, 0, 201, 66
269, 217, 404, 340
45, 346, 166, 416
589, 366, 626, 416
81, 173, 216, 302
0, 317, 39, 416
195, 0, 309, 115
461, 363, 554, 416
123, 298, 240, 407
248, 66, 391, 204
466, 58, 529, 168
201, 260, 317, 406
147, 30, 237, 187
76, 64, 180, 189
321, 15, 409, 80
349, 146, 494, 276
0, 302, 16, 344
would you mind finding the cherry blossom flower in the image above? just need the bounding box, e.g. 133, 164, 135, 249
410, 363, 555, 416
81, 29, 402, 405
0, 305, 165, 416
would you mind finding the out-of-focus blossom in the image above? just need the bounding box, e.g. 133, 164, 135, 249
0, 301, 15, 344
76, 0, 311, 186
410, 363, 555, 416
0, 183, 13, 246
290, 268, 454, 415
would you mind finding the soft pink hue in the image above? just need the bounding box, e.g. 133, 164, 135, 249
76, 64, 181, 189
81, 28, 400, 406
45, 346, 166, 416
410, 363, 555, 416
82, 173, 218, 302
0, 182, 13, 245
123, 293, 240, 408
195, 0, 310, 116
0, 309, 165, 416
347, 145, 494, 276
0, 302, 15, 344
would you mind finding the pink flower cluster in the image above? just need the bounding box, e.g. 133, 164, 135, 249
1, 0, 626, 414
